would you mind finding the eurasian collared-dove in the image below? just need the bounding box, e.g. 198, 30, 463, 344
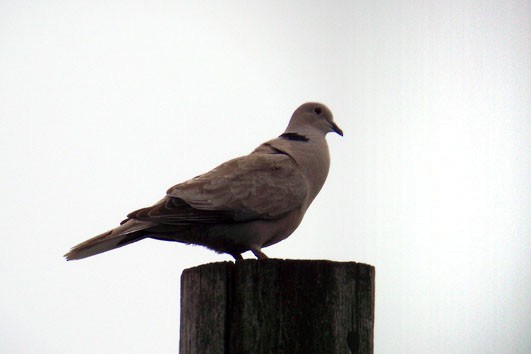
64, 102, 342, 261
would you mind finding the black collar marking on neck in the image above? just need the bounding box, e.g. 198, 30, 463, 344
279, 132, 309, 142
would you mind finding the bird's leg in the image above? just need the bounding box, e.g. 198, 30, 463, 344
251, 248, 269, 260
231, 253, 243, 261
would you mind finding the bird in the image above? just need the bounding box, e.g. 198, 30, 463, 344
64, 102, 343, 261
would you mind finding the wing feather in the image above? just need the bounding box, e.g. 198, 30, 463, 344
128, 153, 308, 224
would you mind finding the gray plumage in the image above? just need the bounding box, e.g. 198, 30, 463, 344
64, 102, 342, 261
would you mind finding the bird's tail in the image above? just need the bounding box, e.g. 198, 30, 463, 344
64, 219, 154, 260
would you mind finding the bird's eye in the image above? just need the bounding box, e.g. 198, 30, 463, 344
313, 107, 322, 115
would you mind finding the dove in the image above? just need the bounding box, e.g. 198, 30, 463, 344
64, 102, 342, 261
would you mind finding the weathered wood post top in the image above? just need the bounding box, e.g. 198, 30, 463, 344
180, 259, 375, 354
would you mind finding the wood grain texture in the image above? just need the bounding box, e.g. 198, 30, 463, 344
180, 260, 375, 354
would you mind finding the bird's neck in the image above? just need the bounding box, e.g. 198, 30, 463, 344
274, 131, 331, 203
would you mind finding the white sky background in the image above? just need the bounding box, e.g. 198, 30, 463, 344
1, 1, 529, 353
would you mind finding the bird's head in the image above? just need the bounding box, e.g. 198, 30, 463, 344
288, 102, 343, 137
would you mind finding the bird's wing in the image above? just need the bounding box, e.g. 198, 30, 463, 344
128, 153, 308, 224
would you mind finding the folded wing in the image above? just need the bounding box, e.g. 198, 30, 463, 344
128, 153, 309, 225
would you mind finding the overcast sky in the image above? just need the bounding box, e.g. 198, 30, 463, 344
1, 1, 529, 353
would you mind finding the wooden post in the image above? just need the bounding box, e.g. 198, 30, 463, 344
180, 259, 375, 354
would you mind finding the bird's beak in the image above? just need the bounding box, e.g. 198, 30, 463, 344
330, 121, 343, 136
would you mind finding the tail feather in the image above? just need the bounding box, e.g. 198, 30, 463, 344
64, 219, 154, 260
